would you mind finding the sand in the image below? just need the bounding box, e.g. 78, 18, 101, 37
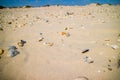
0, 4, 120, 80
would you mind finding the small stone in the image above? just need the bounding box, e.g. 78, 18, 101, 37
0, 49, 4, 55
82, 49, 89, 53
111, 45, 120, 49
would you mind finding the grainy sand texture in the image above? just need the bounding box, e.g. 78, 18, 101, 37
0, 4, 120, 80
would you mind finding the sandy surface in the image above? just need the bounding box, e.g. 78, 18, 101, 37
0, 4, 120, 80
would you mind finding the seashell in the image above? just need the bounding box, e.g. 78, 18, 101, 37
66, 32, 70, 37
43, 42, 53, 46
17, 40, 26, 47
8, 46, 19, 57
39, 37, 44, 42
0, 28, 3, 31
64, 27, 68, 30
7, 49, 19, 57
17, 42, 23, 47
88, 60, 94, 63
61, 32, 66, 35
82, 49, 89, 53
74, 76, 89, 80
8, 46, 17, 50
61, 32, 70, 37
0, 49, 4, 55
111, 45, 120, 49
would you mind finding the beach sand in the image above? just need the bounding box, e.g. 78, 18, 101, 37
0, 4, 120, 80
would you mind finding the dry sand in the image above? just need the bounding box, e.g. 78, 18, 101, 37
0, 4, 120, 80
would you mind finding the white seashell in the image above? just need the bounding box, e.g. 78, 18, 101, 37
111, 45, 120, 49
74, 76, 89, 80
39, 37, 44, 42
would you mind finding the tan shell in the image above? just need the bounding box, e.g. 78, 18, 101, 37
0, 49, 4, 55
43, 42, 53, 46
17, 42, 23, 47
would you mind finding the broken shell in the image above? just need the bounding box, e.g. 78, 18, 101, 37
0, 49, 4, 55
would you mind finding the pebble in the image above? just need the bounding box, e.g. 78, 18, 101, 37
111, 45, 120, 49
0, 49, 4, 55
82, 49, 89, 53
